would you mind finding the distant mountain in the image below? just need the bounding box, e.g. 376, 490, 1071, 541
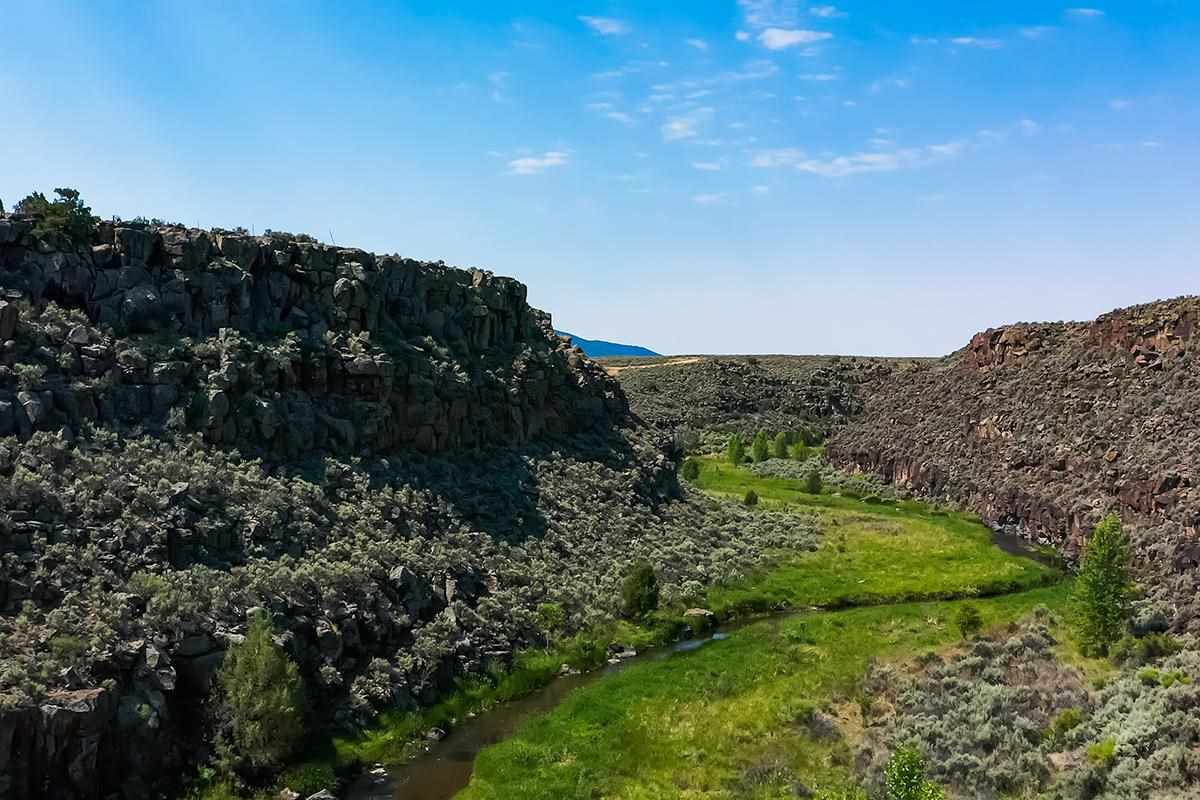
557, 330, 660, 358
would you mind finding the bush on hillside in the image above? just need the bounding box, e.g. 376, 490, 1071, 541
681, 459, 700, 481
727, 433, 746, 465
621, 562, 659, 619
884, 746, 945, 800
772, 432, 789, 459
744, 490, 759, 507
804, 470, 823, 495
955, 604, 983, 639
14, 187, 96, 243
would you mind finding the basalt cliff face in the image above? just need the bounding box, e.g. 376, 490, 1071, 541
829, 297, 1200, 629
0, 214, 626, 455
0, 213, 656, 799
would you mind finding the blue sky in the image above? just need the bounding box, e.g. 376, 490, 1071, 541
2, 1, 1197, 355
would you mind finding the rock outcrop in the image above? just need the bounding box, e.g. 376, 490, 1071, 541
829, 296, 1200, 629
0, 214, 626, 456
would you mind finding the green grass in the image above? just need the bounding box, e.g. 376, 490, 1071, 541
461, 586, 1070, 800
452, 459, 1070, 799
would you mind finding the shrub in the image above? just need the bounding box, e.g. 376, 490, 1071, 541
1046, 707, 1084, 743
1073, 514, 1134, 656
14, 187, 96, 243
277, 760, 335, 796
1110, 632, 1182, 666
954, 605, 983, 639
772, 432, 789, 459
681, 459, 700, 481
1086, 737, 1116, 768
535, 602, 565, 645
726, 433, 746, 465
621, 562, 659, 619
884, 746, 945, 800
743, 490, 759, 506
804, 470, 823, 495
751, 431, 770, 463
215, 612, 305, 773
790, 442, 811, 461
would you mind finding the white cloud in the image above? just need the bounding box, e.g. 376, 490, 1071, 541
868, 77, 911, 93
1109, 98, 1131, 111
800, 72, 839, 81
662, 107, 714, 141
737, 0, 801, 29
752, 184, 771, 194
1020, 25, 1057, 39
692, 161, 723, 171
607, 111, 635, 125
488, 71, 511, 103
759, 28, 833, 50
579, 16, 631, 36
1019, 118, 1041, 136
736, 30, 752, 42
693, 193, 724, 205
950, 36, 1004, 49
1142, 140, 1162, 148
810, 5, 846, 18
751, 140, 965, 177
508, 151, 569, 175
1067, 8, 1105, 18
911, 36, 939, 45
651, 60, 779, 95
686, 38, 709, 51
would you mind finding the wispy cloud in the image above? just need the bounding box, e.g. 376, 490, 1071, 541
800, 72, 839, 81
759, 28, 833, 50
950, 36, 1004, 49
686, 38, 709, 51
1067, 8, 1105, 18
488, 71, 511, 103
579, 16, 631, 36
751, 140, 965, 177
1019, 118, 1041, 136
692, 161, 722, 171
810, 5, 846, 18
752, 184, 771, 194
1109, 98, 1131, 111
737, 0, 801, 29
693, 193, 724, 205
735, 30, 752, 42
1020, 25, 1057, 39
911, 36, 940, 45
868, 76, 911, 93
650, 60, 779, 95
662, 107, 714, 141
509, 151, 569, 175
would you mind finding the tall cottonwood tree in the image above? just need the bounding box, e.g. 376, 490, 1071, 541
1073, 513, 1134, 656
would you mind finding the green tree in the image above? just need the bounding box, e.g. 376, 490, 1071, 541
743, 489, 759, 506
621, 562, 659, 619
804, 469, 822, 495
14, 187, 95, 244
536, 602, 566, 646
955, 604, 983, 639
790, 442, 811, 461
726, 433, 745, 465
215, 612, 305, 773
680, 459, 700, 481
1073, 513, 1134, 656
751, 431, 770, 463
884, 746, 945, 800
772, 432, 789, 459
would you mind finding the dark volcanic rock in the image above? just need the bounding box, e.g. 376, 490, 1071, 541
828, 296, 1200, 630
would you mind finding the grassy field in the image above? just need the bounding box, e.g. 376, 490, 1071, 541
456, 459, 1070, 799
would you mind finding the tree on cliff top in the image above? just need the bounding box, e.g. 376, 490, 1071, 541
1072, 513, 1134, 656
14, 187, 96, 244
215, 611, 306, 774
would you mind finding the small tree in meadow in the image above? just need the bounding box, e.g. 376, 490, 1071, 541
743, 489, 759, 506
1073, 513, 1134, 656
680, 458, 700, 481
804, 469, 822, 495
726, 433, 745, 465
772, 432, 789, 459
955, 604, 983, 639
751, 431, 770, 463
790, 442, 811, 461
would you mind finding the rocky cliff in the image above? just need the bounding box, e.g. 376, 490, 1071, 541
0, 214, 626, 456
0, 211, 670, 799
829, 296, 1200, 630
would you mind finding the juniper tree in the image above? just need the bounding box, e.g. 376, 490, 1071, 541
726, 433, 745, 465
1073, 513, 1134, 656
751, 431, 770, 463
772, 432, 789, 459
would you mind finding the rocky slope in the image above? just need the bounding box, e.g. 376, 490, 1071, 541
607, 355, 897, 440
829, 297, 1200, 630
0, 211, 811, 799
